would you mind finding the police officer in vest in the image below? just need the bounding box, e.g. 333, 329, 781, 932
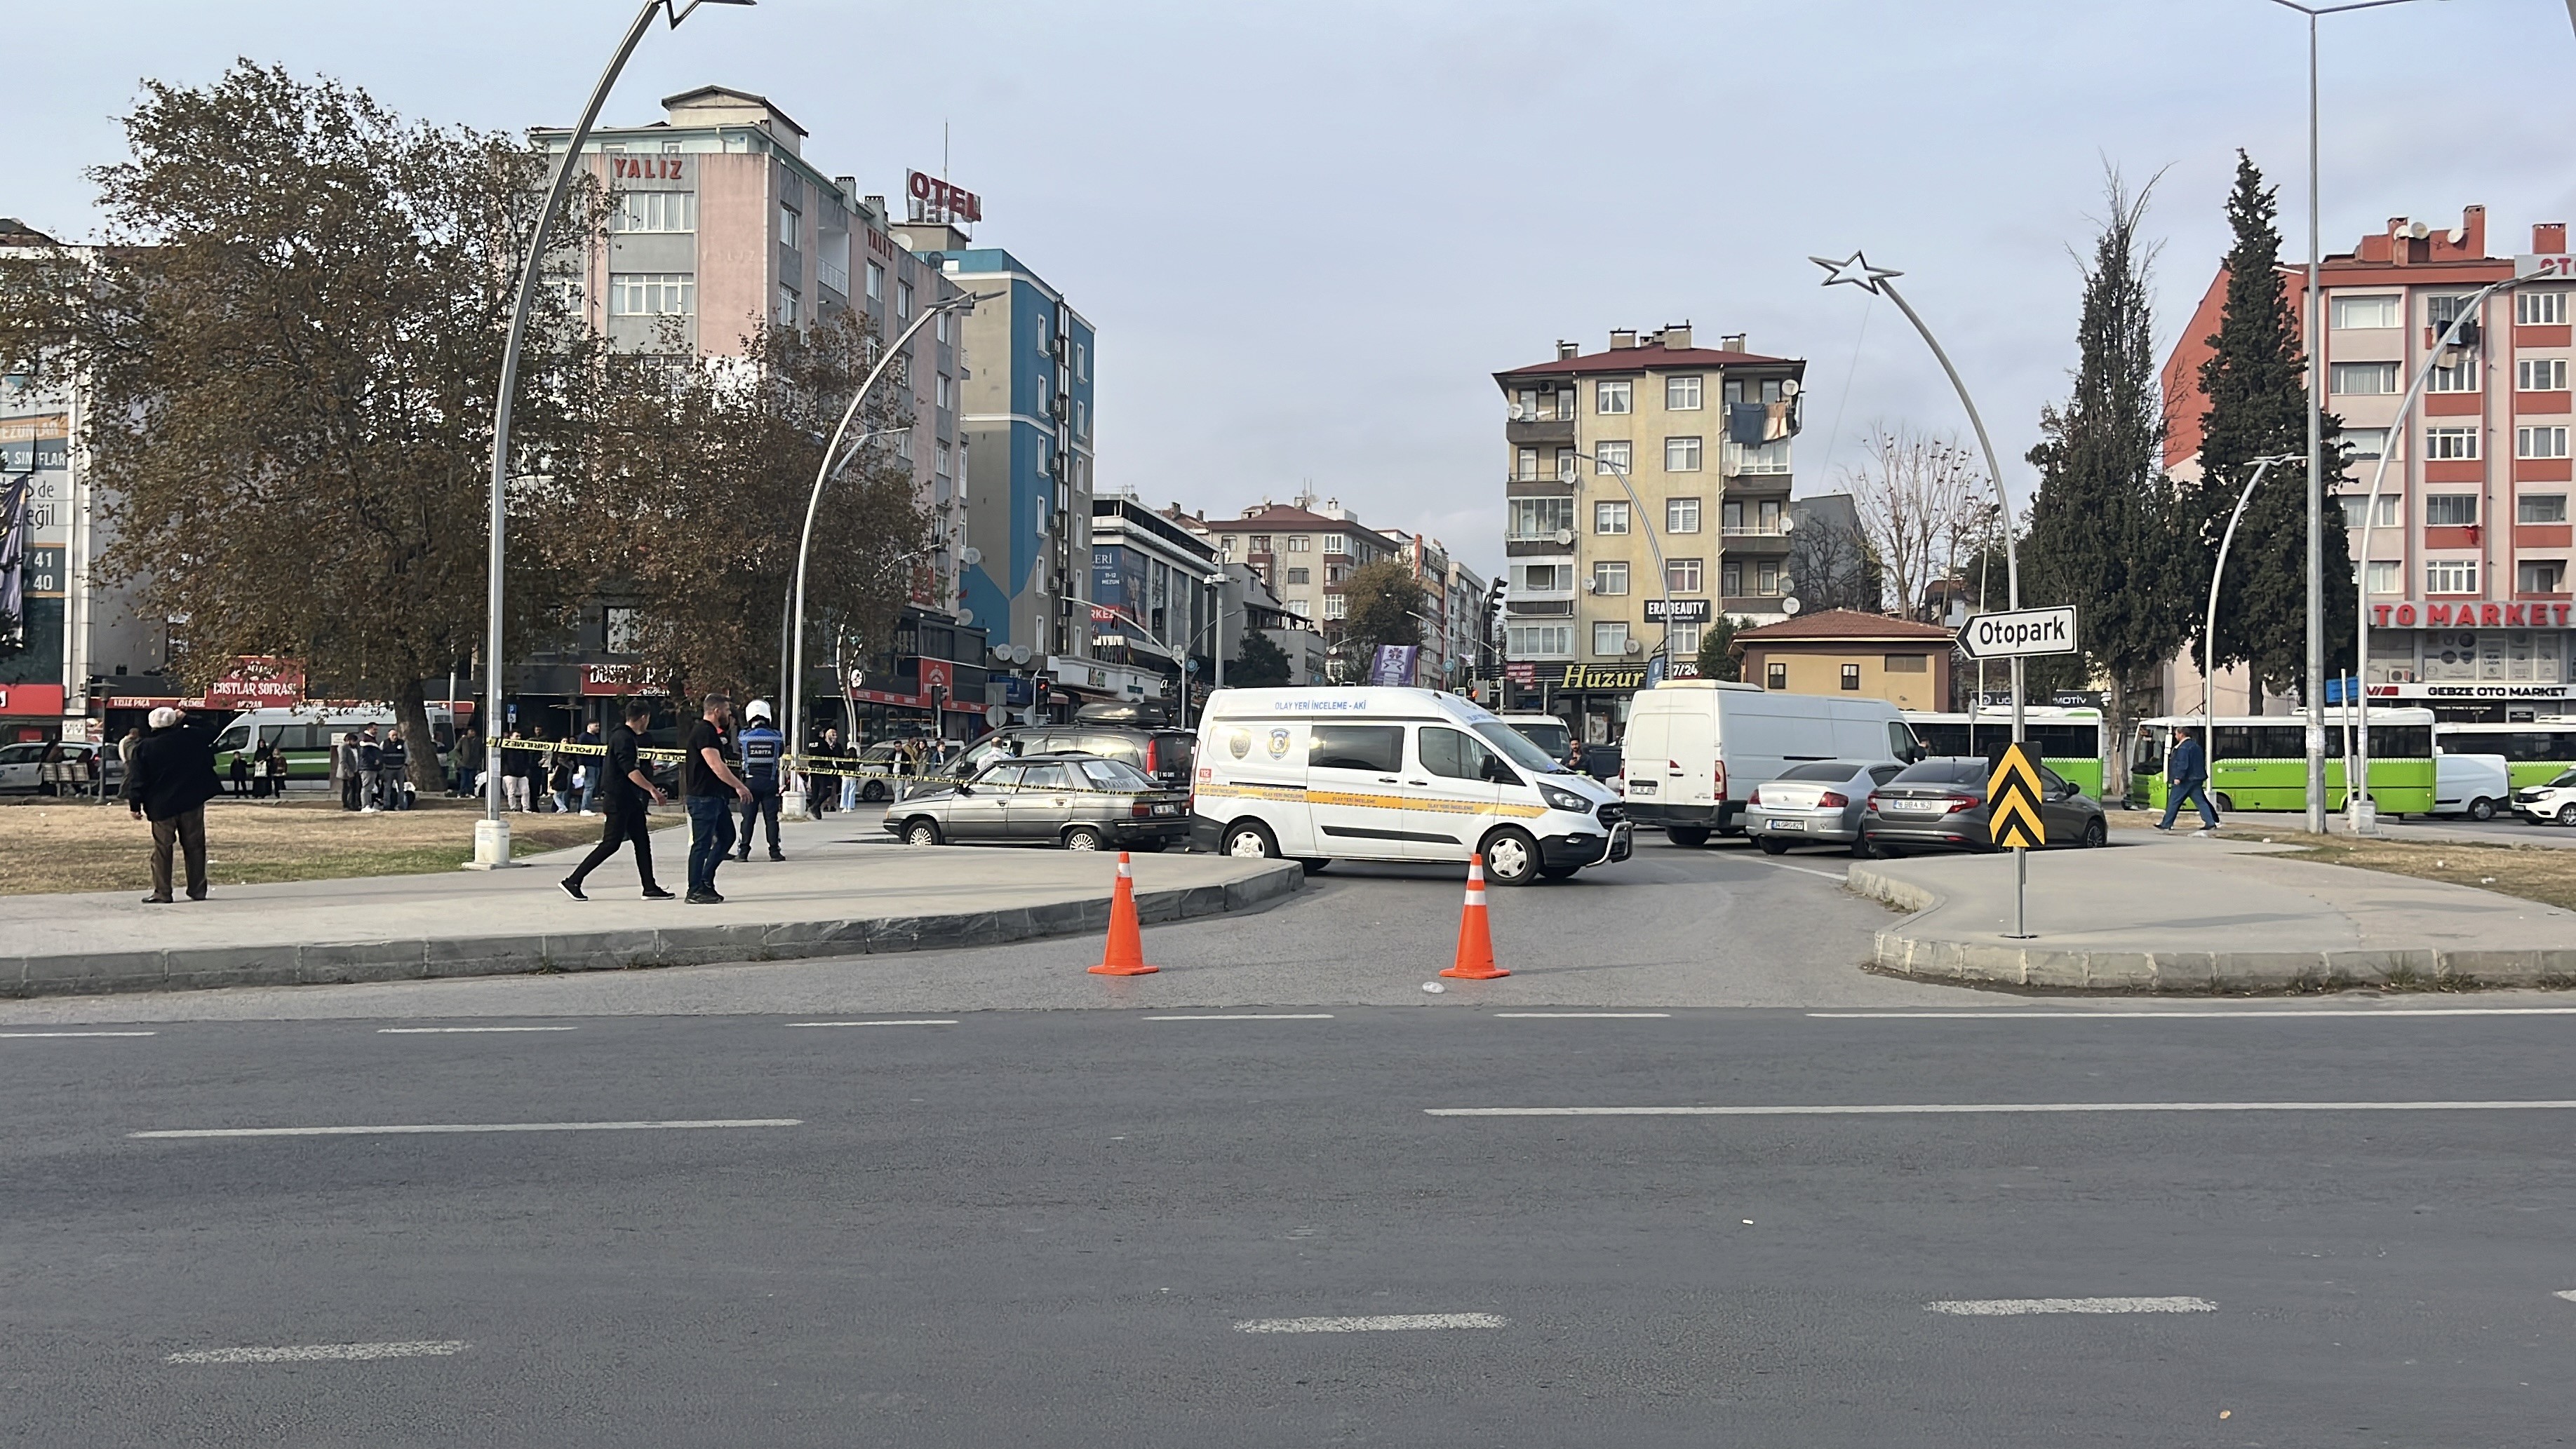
733, 699, 787, 862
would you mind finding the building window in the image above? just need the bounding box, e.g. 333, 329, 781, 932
1507, 623, 1574, 657
1285, 535, 1311, 552
2342, 427, 2389, 459
1322, 534, 1346, 555
1515, 562, 1562, 591
1075, 342, 1087, 380
934, 311, 951, 344
779, 203, 800, 250
1595, 501, 1630, 534
1665, 375, 1703, 410
1667, 497, 1701, 533
608, 273, 695, 316
1555, 447, 1577, 481
2330, 361, 2399, 395
2518, 359, 2570, 392
2424, 428, 2480, 461
2364, 560, 2400, 594
1324, 594, 1348, 620
935, 440, 951, 480
2521, 494, 2569, 524
1884, 654, 1928, 673
2519, 426, 2571, 459
1723, 438, 1793, 474
1592, 621, 1631, 656
864, 262, 884, 302
1249, 534, 1271, 554
2339, 494, 2399, 528
1765, 661, 1787, 691
2330, 294, 2399, 329
937, 372, 953, 411
2428, 293, 2478, 332
2429, 358, 2480, 393
2425, 558, 2479, 594
1840, 663, 1862, 692
1663, 436, 1703, 473
896, 280, 914, 323
778, 286, 800, 327
610, 191, 696, 233
1592, 560, 1629, 595
1722, 561, 1743, 597
1665, 558, 1703, 593
1756, 561, 1781, 596
1517, 447, 1540, 480
2518, 560, 2568, 594
2424, 494, 2478, 525
605, 606, 645, 654
2518, 290, 2570, 326
1325, 564, 1347, 585
1595, 379, 1632, 415
1668, 621, 1701, 656
1285, 567, 1310, 585
1508, 497, 1574, 540
1593, 440, 1632, 475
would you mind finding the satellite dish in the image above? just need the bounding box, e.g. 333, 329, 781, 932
960, 546, 983, 567
1782, 596, 1803, 615
1011, 645, 1033, 664
1780, 378, 1802, 398
956, 608, 975, 625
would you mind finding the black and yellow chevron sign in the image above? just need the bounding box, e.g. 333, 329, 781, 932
1987, 743, 2046, 851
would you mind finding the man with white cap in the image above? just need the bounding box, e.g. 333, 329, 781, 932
120, 706, 222, 903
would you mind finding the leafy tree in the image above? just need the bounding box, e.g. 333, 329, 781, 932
0, 64, 607, 790
1694, 614, 1748, 682
2022, 169, 2191, 794
1228, 628, 1294, 687
2196, 151, 2352, 700
1336, 559, 1425, 656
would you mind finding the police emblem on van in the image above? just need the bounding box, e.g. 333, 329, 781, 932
1228, 728, 1252, 760
1267, 728, 1292, 758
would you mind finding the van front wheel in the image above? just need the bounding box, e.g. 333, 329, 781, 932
1482, 828, 1542, 886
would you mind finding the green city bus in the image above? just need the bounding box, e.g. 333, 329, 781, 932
2433, 720, 2576, 790
2128, 709, 2437, 814
1903, 708, 2107, 799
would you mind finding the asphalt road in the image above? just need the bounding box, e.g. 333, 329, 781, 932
6, 1007, 2575, 1447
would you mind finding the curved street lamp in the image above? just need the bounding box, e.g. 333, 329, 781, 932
472, 0, 756, 870
1564, 448, 1673, 678
2203, 453, 2302, 769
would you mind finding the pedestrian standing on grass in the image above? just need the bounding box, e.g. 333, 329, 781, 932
380, 728, 410, 811
248, 740, 272, 799
227, 748, 250, 797
2156, 731, 2220, 835
680, 692, 751, 903
732, 699, 786, 863
265, 740, 290, 797
450, 725, 478, 797
559, 699, 674, 902
121, 706, 220, 903
516, 730, 549, 812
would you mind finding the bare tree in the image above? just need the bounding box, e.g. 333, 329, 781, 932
1787, 516, 1884, 614
1842, 425, 1988, 620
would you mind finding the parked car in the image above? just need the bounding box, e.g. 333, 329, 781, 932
2511, 767, 2576, 826
944, 723, 1196, 792
0, 740, 121, 795
1745, 760, 1906, 856
851, 741, 934, 802
885, 752, 1191, 851
1622, 680, 1924, 846
1857, 755, 2107, 856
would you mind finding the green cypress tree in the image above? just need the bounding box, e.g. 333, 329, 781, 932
2196, 151, 2352, 702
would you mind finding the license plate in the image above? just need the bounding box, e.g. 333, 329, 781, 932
1886, 800, 1940, 814
1766, 818, 1804, 831
1152, 804, 1178, 816
1629, 780, 1656, 793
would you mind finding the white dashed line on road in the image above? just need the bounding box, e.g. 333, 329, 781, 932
130, 1119, 801, 1139
785, 1020, 959, 1028
1427, 1100, 2576, 1117
1491, 1012, 1672, 1019
1143, 1013, 1336, 1022
2556, 1290, 2576, 1303
0, 1030, 156, 1038
1926, 1298, 2215, 1316
1765, 862, 1850, 882
167, 1340, 470, 1364
1811, 1009, 2576, 1020
1234, 1314, 1507, 1333
377, 1026, 577, 1034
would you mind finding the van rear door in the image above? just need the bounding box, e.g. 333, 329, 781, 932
1306, 722, 1408, 861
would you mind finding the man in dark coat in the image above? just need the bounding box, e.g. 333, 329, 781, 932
121, 707, 222, 903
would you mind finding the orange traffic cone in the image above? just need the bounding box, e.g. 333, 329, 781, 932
1439, 853, 1508, 980
1089, 851, 1160, 976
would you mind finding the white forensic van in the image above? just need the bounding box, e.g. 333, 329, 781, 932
1191, 687, 1630, 885
1621, 680, 1923, 846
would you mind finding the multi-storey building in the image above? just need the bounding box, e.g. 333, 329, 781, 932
1378, 530, 1488, 688
1088, 494, 1216, 708
2163, 207, 2573, 722
539, 87, 970, 631
1493, 324, 1806, 739
1192, 495, 1401, 638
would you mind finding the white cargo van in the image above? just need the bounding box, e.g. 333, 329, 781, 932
1621, 681, 1922, 846
1191, 687, 1629, 884
2428, 750, 2509, 821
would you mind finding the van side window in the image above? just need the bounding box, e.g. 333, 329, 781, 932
1308, 724, 1402, 773
1418, 727, 1497, 782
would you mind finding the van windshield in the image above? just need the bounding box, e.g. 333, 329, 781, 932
1504, 720, 1571, 763
1477, 722, 1569, 774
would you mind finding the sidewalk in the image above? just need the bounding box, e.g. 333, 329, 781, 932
5, 818, 1299, 998
1850, 833, 2576, 992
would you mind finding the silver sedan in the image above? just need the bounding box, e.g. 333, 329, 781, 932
1744, 760, 1904, 856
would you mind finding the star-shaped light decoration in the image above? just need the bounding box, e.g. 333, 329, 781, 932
1809, 252, 1902, 295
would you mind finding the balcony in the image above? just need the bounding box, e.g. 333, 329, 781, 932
1505, 416, 1576, 446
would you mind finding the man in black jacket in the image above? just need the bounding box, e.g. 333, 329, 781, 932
560, 700, 676, 902
121, 707, 222, 903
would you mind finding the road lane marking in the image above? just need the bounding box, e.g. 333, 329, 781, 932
1427, 1100, 2576, 1117
1491, 1012, 1672, 1019
1234, 1314, 1506, 1333
1811, 1009, 2576, 1020
1143, 1013, 1335, 1021
130, 1119, 801, 1139
1, 1030, 156, 1038
1766, 862, 1849, 881
785, 1020, 959, 1028
168, 1340, 469, 1364
377, 1026, 577, 1034
1926, 1298, 2215, 1316
2556, 1290, 2576, 1303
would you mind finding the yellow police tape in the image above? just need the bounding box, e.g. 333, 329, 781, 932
485, 739, 1158, 793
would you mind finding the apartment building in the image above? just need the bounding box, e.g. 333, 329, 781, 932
1192, 495, 1400, 635
1493, 323, 1806, 734
1087, 494, 1216, 706
538, 87, 970, 624
2164, 207, 2573, 722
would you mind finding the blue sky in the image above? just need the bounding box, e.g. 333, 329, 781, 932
15, 1, 2574, 578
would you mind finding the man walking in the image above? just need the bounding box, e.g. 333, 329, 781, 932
121, 707, 221, 903
561, 700, 675, 902
2156, 730, 2220, 835
732, 700, 786, 863
681, 692, 752, 903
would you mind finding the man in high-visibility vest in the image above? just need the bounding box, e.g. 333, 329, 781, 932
733, 699, 787, 862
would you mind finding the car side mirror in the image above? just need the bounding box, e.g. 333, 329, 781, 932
954, 781, 974, 795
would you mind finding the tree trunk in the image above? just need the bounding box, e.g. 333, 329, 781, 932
2103, 675, 2134, 802
394, 678, 443, 793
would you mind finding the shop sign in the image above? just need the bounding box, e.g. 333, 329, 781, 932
607, 155, 685, 182
2368, 682, 2576, 700
2374, 601, 2575, 628
578, 663, 663, 696
1643, 598, 1713, 624
1504, 662, 1535, 685
1549, 663, 1652, 692
0, 682, 67, 716
204, 656, 303, 708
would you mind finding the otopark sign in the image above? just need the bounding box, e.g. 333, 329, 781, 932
1957, 606, 2079, 660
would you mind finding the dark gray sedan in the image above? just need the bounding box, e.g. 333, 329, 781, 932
1857, 755, 2107, 857
883, 752, 1190, 852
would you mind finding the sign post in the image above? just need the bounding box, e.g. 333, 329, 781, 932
1957, 606, 2082, 939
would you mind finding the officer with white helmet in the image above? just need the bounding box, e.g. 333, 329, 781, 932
733, 699, 787, 861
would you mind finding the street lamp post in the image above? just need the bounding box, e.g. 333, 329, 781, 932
471, 0, 754, 870
2203, 453, 2303, 770
1565, 450, 1673, 674
781, 291, 985, 819
2267, 0, 2434, 835
776, 423, 904, 731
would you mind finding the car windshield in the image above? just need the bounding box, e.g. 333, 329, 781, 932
1891, 758, 1987, 786
1776, 761, 1860, 783
2551, 768, 2576, 789
1078, 758, 1157, 792
1476, 722, 1569, 774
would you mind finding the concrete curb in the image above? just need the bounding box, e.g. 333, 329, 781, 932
1845, 865, 2576, 993
1, 862, 1303, 999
